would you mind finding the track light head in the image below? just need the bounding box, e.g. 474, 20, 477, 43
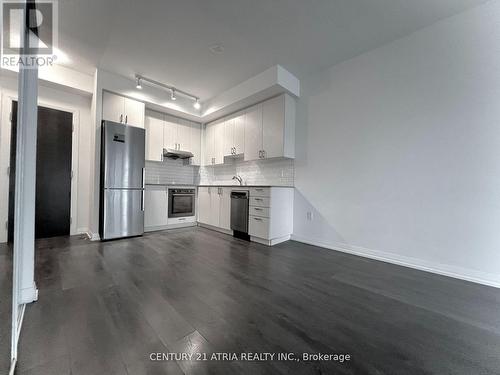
171, 89, 177, 101
193, 98, 201, 109
136, 77, 142, 89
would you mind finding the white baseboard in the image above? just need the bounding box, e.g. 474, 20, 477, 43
9, 303, 26, 375
86, 231, 100, 241
144, 225, 169, 233
145, 222, 197, 232
291, 235, 500, 289
76, 227, 89, 235
251, 235, 291, 246
19, 283, 38, 304
197, 223, 233, 236
9, 358, 16, 375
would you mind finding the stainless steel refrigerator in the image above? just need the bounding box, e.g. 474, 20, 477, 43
99, 121, 145, 240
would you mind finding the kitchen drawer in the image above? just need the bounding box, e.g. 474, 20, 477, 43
249, 206, 270, 218
250, 196, 270, 207
168, 216, 196, 225
249, 215, 270, 239
249, 187, 270, 197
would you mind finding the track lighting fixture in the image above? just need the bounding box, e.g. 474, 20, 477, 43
193, 98, 201, 109
134, 75, 200, 107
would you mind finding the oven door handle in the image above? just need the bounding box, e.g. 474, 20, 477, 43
171, 193, 195, 196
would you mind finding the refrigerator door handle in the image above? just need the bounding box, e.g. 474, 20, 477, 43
141, 167, 145, 211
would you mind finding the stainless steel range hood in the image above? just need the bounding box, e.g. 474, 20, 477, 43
163, 148, 194, 160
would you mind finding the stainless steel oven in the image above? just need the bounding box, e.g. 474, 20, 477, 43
168, 188, 195, 218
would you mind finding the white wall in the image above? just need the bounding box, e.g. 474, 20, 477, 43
293, 0, 500, 287
0, 75, 93, 242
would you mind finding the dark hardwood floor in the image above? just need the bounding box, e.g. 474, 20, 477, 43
0, 243, 12, 375
5, 227, 500, 374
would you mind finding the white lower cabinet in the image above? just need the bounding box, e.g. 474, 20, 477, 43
219, 188, 232, 231
248, 187, 294, 246
145, 185, 196, 232
197, 186, 294, 246
197, 187, 231, 230
248, 216, 270, 239
209, 187, 221, 226
144, 186, 168, 231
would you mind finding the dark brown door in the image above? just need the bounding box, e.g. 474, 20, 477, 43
8, 101, 73, 241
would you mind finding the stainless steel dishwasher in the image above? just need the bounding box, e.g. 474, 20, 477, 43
231, 191, 250, 240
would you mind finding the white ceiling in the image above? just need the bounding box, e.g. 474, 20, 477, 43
58, 0, 488, 100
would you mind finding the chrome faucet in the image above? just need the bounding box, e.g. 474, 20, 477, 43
232, 175, 243, 185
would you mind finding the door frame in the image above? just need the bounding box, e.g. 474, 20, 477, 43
0, 92, 80, 242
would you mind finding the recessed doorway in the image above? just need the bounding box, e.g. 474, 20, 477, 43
8, 102, 74, 241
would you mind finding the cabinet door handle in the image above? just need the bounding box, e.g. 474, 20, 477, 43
125, 115, 128, 124
254, 208, 263, 211
254, 198, 262, 201
254, 217, 262, 221
119, 114, 123, 123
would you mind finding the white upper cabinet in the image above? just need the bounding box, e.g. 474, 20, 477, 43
214, 120, 225, 165
245, 94, 295, 161
163, 115, 178, 150
244, 104, 263, 161
102, 91, 145, 128
233, 111, 245, 155
204, 122, 214, 166
145, 112, 164, 162
202, 94, 296, 165
223, 111, 245, 157
123, 97, 145, 128
177, 119, 192, 151
204, 119, 224, 166
145, 111, 201, 162
223, 117, 234, 157
262, 95, 285, 159
102, 91, 124, 124
190, 121, 201, 166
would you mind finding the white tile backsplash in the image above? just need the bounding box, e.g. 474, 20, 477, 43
145, 159, 198, 185
199, 158, 294, 186
146, 157, 294, 186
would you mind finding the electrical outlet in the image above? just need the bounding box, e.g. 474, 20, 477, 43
306, 211, 313, 221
